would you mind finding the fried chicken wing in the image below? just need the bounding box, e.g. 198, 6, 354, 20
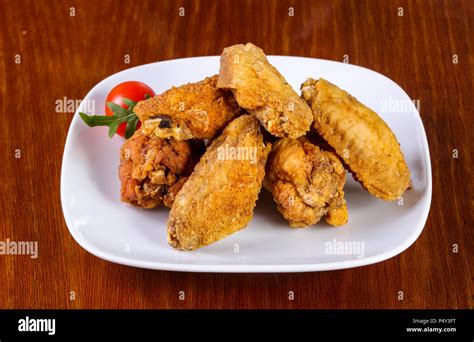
264, 137, 347, 227
168, 115, 271, 250
119, 130, 202, 209
301, 78, 411, 201
134, 75, 242, 140
217, 43, 313, 138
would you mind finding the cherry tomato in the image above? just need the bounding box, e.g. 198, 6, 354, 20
105, 81, 156, 137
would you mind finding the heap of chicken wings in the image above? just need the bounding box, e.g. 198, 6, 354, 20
118, 42, 411, 250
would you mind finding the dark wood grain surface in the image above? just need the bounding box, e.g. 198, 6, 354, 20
0, 0, 472, 309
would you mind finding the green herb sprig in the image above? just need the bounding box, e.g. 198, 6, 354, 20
79, 95, 150, 139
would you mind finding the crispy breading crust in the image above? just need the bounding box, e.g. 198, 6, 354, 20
134, 75, 242, 140
168, 115, 271, 250
217, 43, 313, 138
119, 130, 202, 209
301, 78, 411, 201
264, 138, 347, 227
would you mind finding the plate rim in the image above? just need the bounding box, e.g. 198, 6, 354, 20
60, 56, 432, 273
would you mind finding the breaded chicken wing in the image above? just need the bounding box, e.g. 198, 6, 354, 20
119, 130, 202, 209
301, 78, 411, 201
264, 138, 347, 227
168, 115, 271, 250
217, 43, 313, 138
134, 75, 242, 140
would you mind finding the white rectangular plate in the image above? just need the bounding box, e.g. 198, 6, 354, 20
61, 56, 432, 272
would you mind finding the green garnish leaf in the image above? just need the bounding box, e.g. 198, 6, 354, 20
78, 93, 151, 138
125, 116, 139, 139
121, 97, 137, 108
108, 120, 121, 138
106, 102, 128, 116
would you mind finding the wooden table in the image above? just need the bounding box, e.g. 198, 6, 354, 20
0, 0, 472, 309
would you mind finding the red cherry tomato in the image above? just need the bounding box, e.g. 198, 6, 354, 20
105, 81, 156, 137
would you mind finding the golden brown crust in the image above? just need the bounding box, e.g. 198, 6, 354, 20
326, 202, 348, 227
217, 43, 313, 138
134, 75, 242, 140
301, 78, 411, 201
163, 177, 188, 208
167, 115, 271, 250
119, 130, 202, 209
265, 137, 347, 227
